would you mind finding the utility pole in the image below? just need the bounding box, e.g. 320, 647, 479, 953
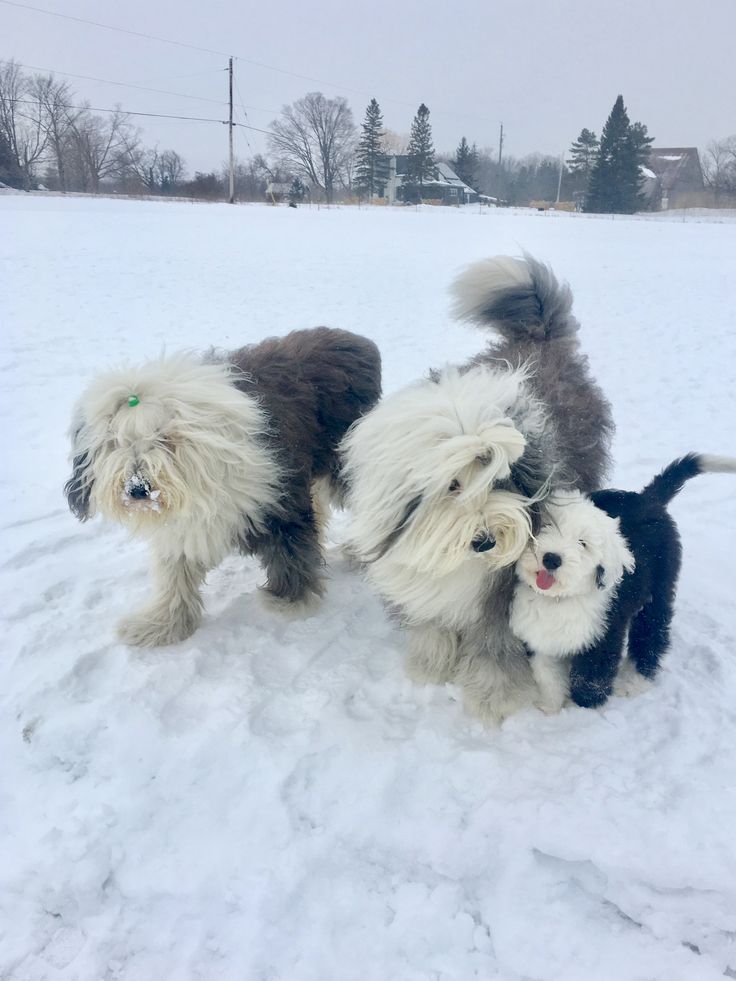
228, 56, 235, 204
496, 122, 504, 204
556, 151, 564, 204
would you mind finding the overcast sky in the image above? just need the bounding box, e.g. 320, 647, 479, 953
3, 0, 735, 176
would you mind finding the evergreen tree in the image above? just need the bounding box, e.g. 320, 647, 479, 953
625, 121, 655, 208
288, 176, 307, 205
567, 128, 599, 183
585, 96, 654, 214
354, 98, 389, 200
453, 136, 478, 187
404, 103, 436, 201
0, 128, 23, 188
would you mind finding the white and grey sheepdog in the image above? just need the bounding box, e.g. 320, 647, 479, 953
512, 454, 736, 714
341, 254, 614, 724
65, 327, 381, 646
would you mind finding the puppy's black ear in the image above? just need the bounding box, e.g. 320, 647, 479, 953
64, 427, 94, 522
595, 564, 606, 590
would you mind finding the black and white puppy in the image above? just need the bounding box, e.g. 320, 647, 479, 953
511, 454, 736, 712
65, 327, 381, 646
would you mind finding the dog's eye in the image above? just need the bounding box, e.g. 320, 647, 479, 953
578, 540, 587, 549
448, 479, 461, 493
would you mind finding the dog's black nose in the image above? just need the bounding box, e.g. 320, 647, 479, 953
542, 552, 562, 570
472, 534, 496, 553
128, 482, 150, 499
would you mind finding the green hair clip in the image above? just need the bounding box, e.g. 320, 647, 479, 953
128, 394, 140, 407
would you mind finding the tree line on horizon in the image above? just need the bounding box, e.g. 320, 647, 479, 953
2, 58, 735, 209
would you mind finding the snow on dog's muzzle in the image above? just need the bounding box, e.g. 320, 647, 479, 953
122, 472, 162, 512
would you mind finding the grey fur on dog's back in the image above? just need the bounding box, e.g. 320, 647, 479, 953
450, 254, 615, 721
455, 254, 614, 494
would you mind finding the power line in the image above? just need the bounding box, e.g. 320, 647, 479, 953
1, 0, 500, 129
9, 94, 273, 134
1, 59, 227, 106
0, 57, 282, 118
0, 0, 230, 57
9, 97, 227, 125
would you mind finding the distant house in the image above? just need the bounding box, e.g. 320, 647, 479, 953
642, 147, 705, 209
384, 155, 479, 205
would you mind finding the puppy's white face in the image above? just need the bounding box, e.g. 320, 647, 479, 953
516, 491, 634, 599
342, 365, 537, 578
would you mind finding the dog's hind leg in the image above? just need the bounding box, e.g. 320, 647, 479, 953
117, 553, 207, 647
626, 587, 676, 679
405, 623, 462, 684
258, 507, 326, 605
310, 476, 335, 547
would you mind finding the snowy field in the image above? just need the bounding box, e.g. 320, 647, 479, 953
2, 195, 736, 981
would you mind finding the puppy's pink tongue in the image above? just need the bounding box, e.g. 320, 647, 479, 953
536, 570, 556, 591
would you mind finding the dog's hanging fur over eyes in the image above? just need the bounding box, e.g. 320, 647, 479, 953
511, 454, 736, 713
342, 254, 614, 724
65, 327, 381, 646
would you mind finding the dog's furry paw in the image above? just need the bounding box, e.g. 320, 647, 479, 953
117, 609, 198, 647
259, 588, 321, 618
613, 659, 654, 698
534, 695, 567, 715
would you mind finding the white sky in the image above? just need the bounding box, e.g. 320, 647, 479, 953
3, 0, 735, 177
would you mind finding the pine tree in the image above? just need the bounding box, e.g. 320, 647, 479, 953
354, 98, 388, 200
567, 128, 599, 183
625, 121, 654, 209
404, 103, 436, 201
454, 136, 478, 187
0, 128, 23, 189
585, 96, 653, 214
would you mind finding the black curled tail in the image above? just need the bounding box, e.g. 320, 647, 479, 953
641, 454, 703, 506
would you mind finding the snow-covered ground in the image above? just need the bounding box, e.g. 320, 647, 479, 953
2, 196, 736, 981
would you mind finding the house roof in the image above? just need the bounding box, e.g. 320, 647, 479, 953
647, 148, 704, 189
387, 155, 476, 192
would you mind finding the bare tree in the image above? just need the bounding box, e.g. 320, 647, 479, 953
703, 136, 736, 194
67, 106, 139, 192
28, 72, 78, 191
124, 144, 185, 194
382, 129, 409, 155
0, 59, 49, 188
268, 92, 355, 203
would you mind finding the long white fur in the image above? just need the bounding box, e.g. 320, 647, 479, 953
510, 491, 635, 712
70, 354, 284, 645
342, 365, 539, 631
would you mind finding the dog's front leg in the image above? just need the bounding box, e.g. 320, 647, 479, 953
117, 552, 207, 647
569, 626, 626, 708
405, 622, 461, 684
530, 654, 570, 713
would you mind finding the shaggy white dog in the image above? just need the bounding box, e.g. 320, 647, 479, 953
341, 254, 614, 725
65, 328, 381, 645
342, 364, 539, 684
511, 491, 635, 713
